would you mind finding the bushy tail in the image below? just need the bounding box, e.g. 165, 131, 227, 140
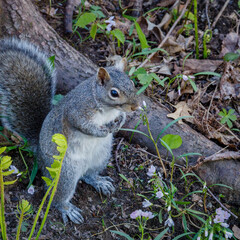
0, 38, 56, 147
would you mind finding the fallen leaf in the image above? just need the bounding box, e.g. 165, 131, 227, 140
220, 32, 240, 57
233, 225, 240, 240
220, 62, 240, 100
180, 59, 223, 73
167, 101, 193, 124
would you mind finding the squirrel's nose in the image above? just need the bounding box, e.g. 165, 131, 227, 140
131, 102, 140, 111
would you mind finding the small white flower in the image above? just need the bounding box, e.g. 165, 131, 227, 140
205, 229, 208, 237
221, 222, 229, 228
105, 16, 116, 31
178, 88, 181, 96
142, 100, 147, 108
197, 236, 201, 240
141, 211, 154, 219
156, 191, 163, 199
138, 106, 144, 111
167, 205, 171, 212
147, 165, 156, 177
209, 231, 213, 240
164, 216, 174, 227
182, 75, 188, 81
9, 165, 19, 174
225, 231, 233, 239
28, 185, 35, 195
142, 199, 152, 208
130, 209, 142, 219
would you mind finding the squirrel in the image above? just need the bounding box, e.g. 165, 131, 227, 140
0, 38, 140, 224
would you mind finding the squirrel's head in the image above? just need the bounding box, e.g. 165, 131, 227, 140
95, 59, 140, 112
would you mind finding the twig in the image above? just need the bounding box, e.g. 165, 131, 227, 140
207, 188, 238, 219
115, 138, 124, 173
65, 0, 74, 33
187, 151, 240, 171
137, 0, 191, 69
206, 83, 218, 123
211, 0, 231, 29
205, 0, 211, 28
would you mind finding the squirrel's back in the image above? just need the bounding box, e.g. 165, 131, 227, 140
0, 38, 56, 147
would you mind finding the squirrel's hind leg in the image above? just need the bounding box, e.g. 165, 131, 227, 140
52, 164, 84, 224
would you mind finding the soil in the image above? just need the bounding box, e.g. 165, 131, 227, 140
2, 0, 240, 239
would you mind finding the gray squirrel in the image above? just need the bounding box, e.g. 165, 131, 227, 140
0, 38, 139, 224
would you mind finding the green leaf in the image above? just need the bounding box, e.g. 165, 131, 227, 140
188, 78, 197, 92
4, 179, 17, 185
134, 21, 150, 50
111, 29, 125, 45
110, 230, 134, 240
28, 157, 38, 188
48, 55, 55, 69
172, 232, 195, 240
223, 52, 240, 62
129, 67, 136, 76
156, 116, 193, 142
52, 94, 64, 105
161, 134, 182, 150
226, 119, 233, 128
0, 147, 6, 155
75, 13, 96, 28
138, 73, 153, 84
194, 71, 221, 77
120, 128, 151, 140
151, 73, 165, 87
90, 23, 97, 40
2, 169, 14, 176
154, 228, 169, 240
136, 83, 150, 95
1, 156, 12, 170
42, 177, 52, 186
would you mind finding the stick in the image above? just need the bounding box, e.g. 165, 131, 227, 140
211, 0, 231, 29
137, 0, 191, 69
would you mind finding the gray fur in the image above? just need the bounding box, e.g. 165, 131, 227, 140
0, 38, 140, 224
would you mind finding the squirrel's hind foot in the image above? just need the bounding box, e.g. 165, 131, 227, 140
57, 202, 84, 225
82, 175, 115, 196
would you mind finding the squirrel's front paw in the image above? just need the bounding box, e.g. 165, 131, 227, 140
95, 176, 115, 196
57, 202, 84, 225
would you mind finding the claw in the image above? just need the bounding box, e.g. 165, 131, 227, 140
58, 202, 84, 225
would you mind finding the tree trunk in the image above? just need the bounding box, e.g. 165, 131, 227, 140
0, 0, 96, 94
1, 0, 239, 203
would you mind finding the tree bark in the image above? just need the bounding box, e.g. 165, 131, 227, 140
1, 0, 239, 203
0, 0, 96, 94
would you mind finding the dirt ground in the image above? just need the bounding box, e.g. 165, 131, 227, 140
2, 0, 240, 239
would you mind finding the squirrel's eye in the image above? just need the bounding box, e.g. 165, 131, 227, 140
110, 89, 119, 98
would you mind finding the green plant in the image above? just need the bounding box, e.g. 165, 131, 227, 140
122, 102, 167, 178
218, 108, 237, 128
129, 67, 168, 95
16, 200, 33, 240
193, 0, 199, 59
28, 133, 67, 239
0, 147, 17, 240
203, 29, 212, 59
223, 50, 240, 62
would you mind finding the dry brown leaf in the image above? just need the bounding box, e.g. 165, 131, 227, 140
167, 101, 193, 124
180, 59, 223, 73
167, 90, 177, 102
220, 62, 240, 100
233, 225, 240, 240
220, 32, 240, 57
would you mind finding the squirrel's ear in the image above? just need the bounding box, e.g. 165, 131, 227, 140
97, 67, 110, 85
114, 58, 127, 72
